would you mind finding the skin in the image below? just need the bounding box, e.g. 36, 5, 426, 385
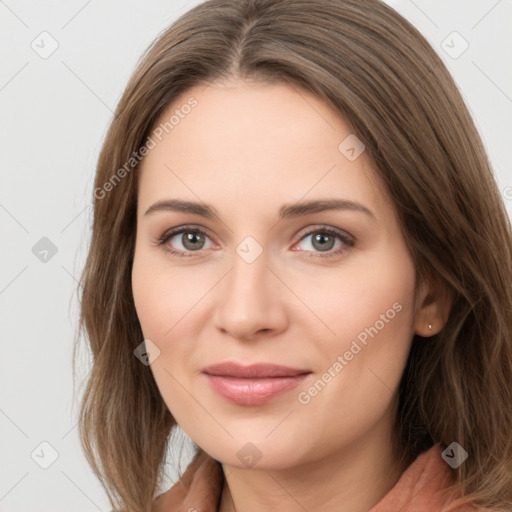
131, 79, 451, 512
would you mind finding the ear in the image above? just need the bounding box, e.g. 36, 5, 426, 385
413, 273, 454, 337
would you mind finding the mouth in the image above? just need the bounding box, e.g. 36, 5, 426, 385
201, 362, 312, 406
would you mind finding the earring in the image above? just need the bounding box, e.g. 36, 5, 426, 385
428, 323, 432, 331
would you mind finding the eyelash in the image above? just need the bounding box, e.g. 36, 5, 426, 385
155, 225, 355, 259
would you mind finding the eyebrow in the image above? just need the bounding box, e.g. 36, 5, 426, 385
144, 198, 376, 222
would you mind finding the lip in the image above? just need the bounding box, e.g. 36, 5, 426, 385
202, 362, 310, 378
202, 362, 312, 406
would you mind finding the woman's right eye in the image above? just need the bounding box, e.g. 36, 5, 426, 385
158, 227, 214, 258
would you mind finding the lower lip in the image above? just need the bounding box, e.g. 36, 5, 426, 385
204, 373, 310, 406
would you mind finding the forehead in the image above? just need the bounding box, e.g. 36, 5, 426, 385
138, 79, 388, 219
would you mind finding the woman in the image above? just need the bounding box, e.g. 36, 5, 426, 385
75, 0, 512, 511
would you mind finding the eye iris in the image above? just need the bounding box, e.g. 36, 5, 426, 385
182, 231, 205, 251
312, 232, 335, 252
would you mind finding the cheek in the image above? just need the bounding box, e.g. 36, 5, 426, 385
287, 257, 416, 455
131, 255, 164, 340
296, 253, 414, 339
298, 247, 416, 407
131, 251, 198, 414
131, 248, 207, 341
294, 243, 416, 383
131, 247, 218, 414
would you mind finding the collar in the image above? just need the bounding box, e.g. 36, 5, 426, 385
153, 443, 479, 512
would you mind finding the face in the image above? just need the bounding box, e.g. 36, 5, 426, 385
132, 79, 421, 470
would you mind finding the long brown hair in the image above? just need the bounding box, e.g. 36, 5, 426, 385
74, 0, 512, 510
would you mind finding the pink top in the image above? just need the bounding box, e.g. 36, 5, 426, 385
153, 443, 481, 512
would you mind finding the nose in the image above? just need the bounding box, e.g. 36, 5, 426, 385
212, 245, 288, 341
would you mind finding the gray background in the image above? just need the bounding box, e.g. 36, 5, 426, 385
1, 0, 511, 510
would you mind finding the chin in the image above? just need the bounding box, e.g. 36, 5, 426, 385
191, 432, 314, 470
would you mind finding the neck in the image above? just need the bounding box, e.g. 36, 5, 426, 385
219, 416, 405, 512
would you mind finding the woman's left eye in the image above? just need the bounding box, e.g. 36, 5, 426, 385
156, 225, 354, 259
293, 227, 355, 257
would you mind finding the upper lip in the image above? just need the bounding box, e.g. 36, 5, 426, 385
202, 362, 311, 378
